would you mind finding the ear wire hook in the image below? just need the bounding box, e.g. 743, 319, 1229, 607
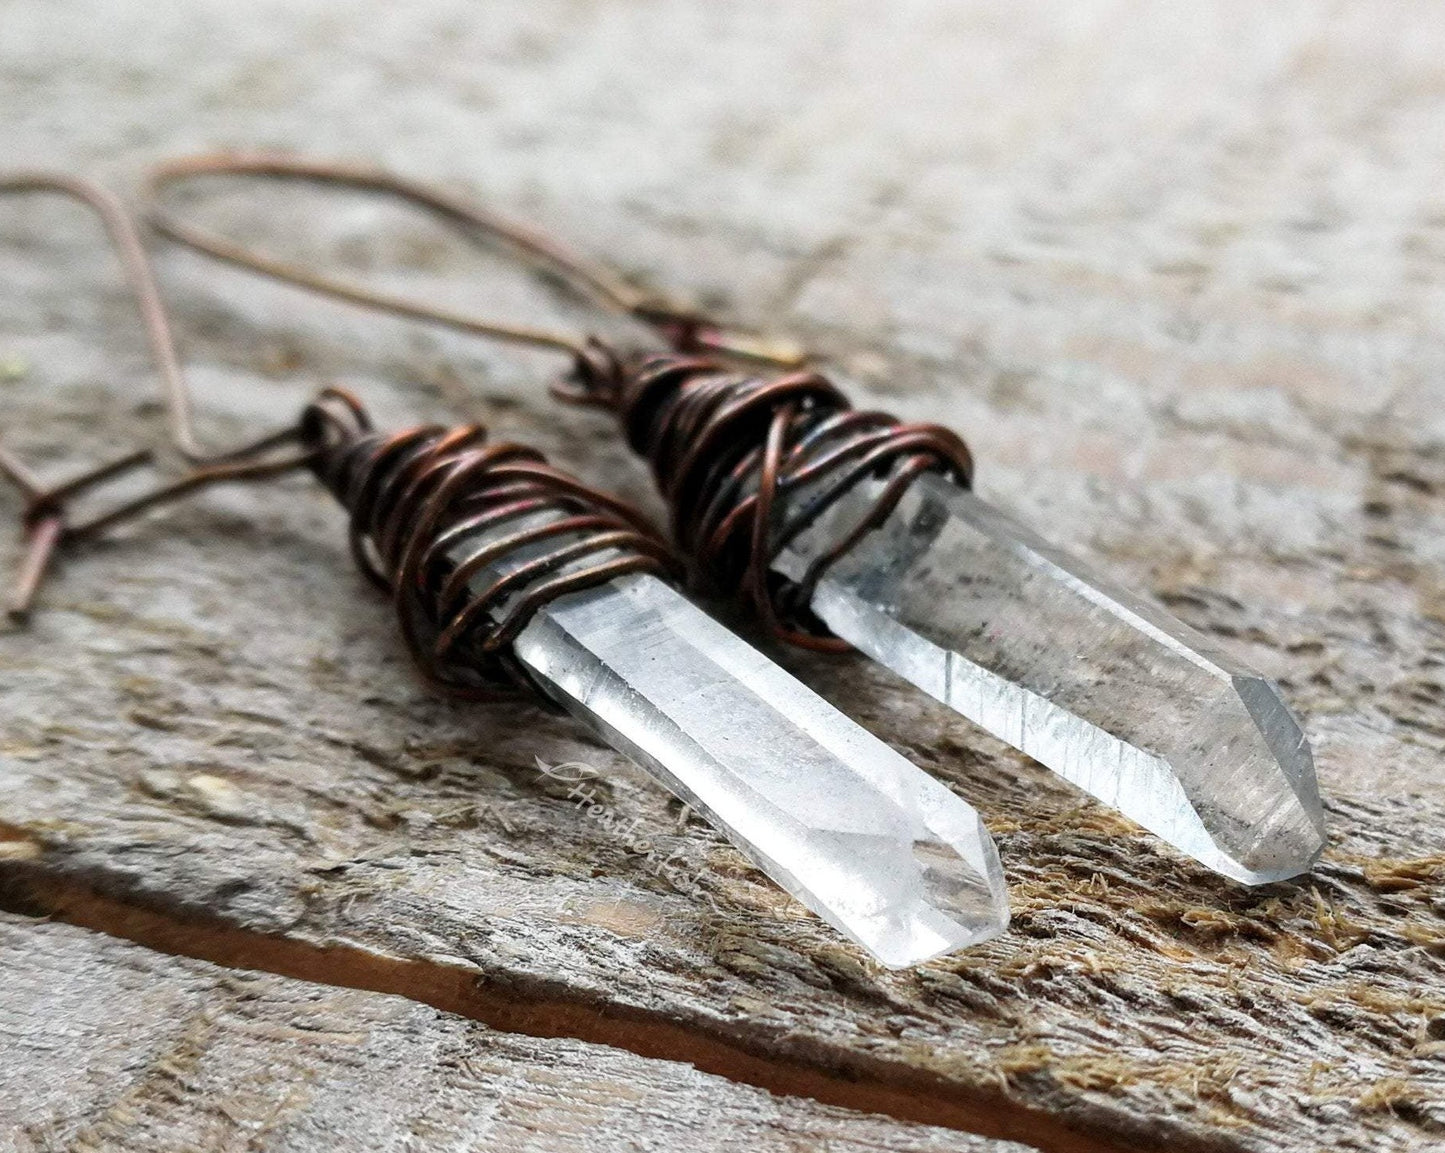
137, 157, 932, 648
143, 152, 809, 371
0, 172, 314, 620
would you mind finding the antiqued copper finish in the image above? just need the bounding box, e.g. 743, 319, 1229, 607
562, 346, 972, 648
0, 172, 310, 619
145, 152, 808, 368
140, 154, 972, 647
298, 387, 675, 698
0, 171, 290, 465
0, 172, 676, 698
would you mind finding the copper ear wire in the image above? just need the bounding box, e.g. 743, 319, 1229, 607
143, 152, 808, 369
1, 172, 199, 458
0, 172, 315, 620
0, 435, 308, 621
139, 155, 972, 651
0, 171, 303, 466
1, 171, 679, 699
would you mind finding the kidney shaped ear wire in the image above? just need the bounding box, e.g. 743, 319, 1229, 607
0, 168, 1014, 964
144, 152, 810, 369
0, 172, 314, 621
0, 171, 676, 697
142, 153, 972, 652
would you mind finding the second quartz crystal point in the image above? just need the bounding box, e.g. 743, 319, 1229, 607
512, 572, 1008, 967
778, 472, 1325, 885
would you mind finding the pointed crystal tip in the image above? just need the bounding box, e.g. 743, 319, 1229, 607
1186, 674, 1325, 884
816, 806, 1009, 968
781, 473, 1327, 887
512, 573, 1009, 968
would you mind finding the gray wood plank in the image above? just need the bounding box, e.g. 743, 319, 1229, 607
1, 913, 1022, 1152
3, 3, 1445, 1151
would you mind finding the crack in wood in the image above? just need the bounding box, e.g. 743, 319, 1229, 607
0, 869, 1126, 1153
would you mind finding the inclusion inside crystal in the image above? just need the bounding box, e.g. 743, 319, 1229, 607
446, 516, 1009, 966
777, 472, 1325, 885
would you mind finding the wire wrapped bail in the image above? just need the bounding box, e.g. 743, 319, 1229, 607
566, 353, 973, 651
299, 388, 678, 699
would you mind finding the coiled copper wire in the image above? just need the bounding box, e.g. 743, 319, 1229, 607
299, 388, 677, 698
140, 154, 975, 651
1, 171, 678, 702
564, 349, 973, 650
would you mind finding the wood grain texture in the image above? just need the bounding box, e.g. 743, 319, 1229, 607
1, 912, 1021, 1152
3, 2, 1445, 1151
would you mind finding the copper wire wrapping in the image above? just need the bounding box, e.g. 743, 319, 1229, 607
563, 350, 974, 650
1, 170, 678, 699
139, 154, 976, 651
299, 389, 677, 698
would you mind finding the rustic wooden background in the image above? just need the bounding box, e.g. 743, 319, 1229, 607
3, 3, 1444, 1151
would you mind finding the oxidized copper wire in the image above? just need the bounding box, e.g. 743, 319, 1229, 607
0, 172, 309, 619
0, 171, 302, 466
1, 171, 678, 700
138, 154, 975, 650
563, 349, 973, 649
143, 152, 809, 368
298, 387, 675, 697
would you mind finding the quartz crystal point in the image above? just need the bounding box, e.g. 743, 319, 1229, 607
776, 472, 1325, 886
458, 522, 1008, 967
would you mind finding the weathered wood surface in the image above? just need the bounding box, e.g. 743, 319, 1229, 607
4, 2, 1445, 1151
1, 912, 1021, 1152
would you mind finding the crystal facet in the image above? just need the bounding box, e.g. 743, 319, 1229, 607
777, 472, 1325, 885
511, 573, 1009, 966
452, 504, 1008, 966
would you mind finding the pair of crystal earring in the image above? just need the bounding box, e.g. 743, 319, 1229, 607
0, 157, 1325, 970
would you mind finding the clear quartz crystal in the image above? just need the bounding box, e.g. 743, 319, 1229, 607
453, 521, 1009, 967
776, 472, 1325, 886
